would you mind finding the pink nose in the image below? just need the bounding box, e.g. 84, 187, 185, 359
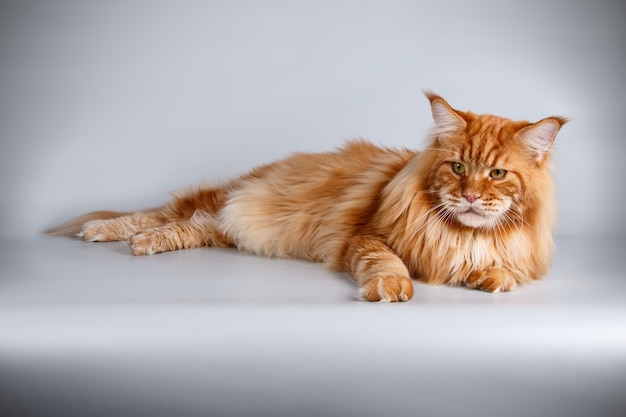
464, 193, 480, 203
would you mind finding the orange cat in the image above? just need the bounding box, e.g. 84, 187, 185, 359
46, 93, 567, 302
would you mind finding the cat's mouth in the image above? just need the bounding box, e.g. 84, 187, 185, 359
456, 208, 493, 228
458, 207, 485, 217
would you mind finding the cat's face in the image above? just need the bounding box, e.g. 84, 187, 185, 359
423, 93, 566, 230
428, 126, 527, 229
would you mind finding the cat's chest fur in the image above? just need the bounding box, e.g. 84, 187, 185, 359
404, 221, 533, 286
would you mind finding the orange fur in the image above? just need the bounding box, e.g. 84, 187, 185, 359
46, 93, 567, 302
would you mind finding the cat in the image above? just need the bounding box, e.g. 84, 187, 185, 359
46, 92, 567, 302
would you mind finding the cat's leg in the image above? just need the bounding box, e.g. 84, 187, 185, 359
81, 209, 168, 242
129, 210, 233, 255
465, 267, 517, 293
342, 236, 414, 302
81, 185, 231, 243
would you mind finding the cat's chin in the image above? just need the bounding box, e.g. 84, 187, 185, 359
455, 210, 495, 229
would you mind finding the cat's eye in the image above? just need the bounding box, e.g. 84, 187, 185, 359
452, 162, 465, 175
490, 169, 507, 179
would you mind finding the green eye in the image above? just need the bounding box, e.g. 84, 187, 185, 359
490, 169, 507, 179
452, 162, 465, 175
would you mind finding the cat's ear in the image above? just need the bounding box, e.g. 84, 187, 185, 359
517, 116, 568, 161
425, 92, 466, 137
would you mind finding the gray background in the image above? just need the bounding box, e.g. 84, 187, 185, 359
2, 2, 626, 417
1, 0, 625, 239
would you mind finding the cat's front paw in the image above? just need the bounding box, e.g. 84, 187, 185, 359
465, 268, 516, 293
359, 275, 414, 302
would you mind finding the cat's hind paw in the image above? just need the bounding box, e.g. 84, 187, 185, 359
359, 275, 414, 302
81, 219, 128, 242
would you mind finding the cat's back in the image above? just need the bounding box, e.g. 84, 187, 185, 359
245, 139, 415, 182
234, 139, 416, 200
219, 140, 416, 260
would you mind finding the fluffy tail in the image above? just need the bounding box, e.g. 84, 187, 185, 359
44, 211, 132, 237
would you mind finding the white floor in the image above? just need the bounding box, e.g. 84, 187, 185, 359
1, 235, 625, 417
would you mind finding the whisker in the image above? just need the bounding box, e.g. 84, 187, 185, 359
407, 202, 446, 231
409, 205, 446, 237
509, 202, 531, 230
412, 201, 456, 239
501, 210, 525, 235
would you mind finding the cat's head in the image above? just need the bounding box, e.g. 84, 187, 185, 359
421, 92, 567, 230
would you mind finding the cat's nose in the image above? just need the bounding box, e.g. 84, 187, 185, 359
464, 193, 480, 203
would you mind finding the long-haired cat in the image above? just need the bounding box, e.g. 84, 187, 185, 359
46, 93, 567, 302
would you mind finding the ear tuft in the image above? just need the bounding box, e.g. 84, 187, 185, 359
424, 91, 466, 137
517, 116, 568, 161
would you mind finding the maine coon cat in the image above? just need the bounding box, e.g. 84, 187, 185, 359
47, 93, 567, 302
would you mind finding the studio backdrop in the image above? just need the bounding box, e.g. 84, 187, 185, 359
1, 0, 624, 239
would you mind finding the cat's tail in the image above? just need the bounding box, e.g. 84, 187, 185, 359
44, 210, 132, 237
